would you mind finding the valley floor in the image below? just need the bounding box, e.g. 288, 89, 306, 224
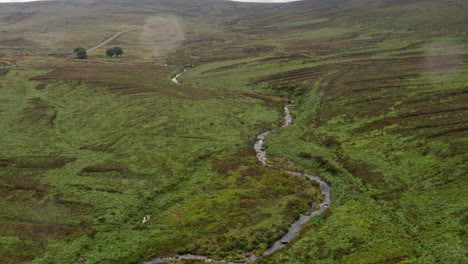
0, 0, 466, 263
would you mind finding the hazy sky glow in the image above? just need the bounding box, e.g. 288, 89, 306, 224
0, 0, 303, 3
230, 0, 301, 2
0, 0, 48, 2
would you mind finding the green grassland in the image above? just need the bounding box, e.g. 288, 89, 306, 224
165, 0, 467, 263
0, 55, 318, 263
0, 1, 320, 263
0, 0, 467, 263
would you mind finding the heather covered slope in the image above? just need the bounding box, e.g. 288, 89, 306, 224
0, 0, 467, 263
0, 1, 320, 263
174, 0, 467, 263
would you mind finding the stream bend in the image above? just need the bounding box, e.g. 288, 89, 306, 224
142, 72, 331, 264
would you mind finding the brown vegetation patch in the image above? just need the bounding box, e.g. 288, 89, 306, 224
423, 54, 468, 72
0, 183, 48, 200
53, 193, 94, 211
34, 83, 47, 90
30, 224, 75, 241
30, 62, 217, 99
78, 161, 155, 181
1, 12, 36, 23
170, 37, 275, 65
212, 155, 243, 175
355, 86, 468, 139
0, 156, 86, 263
211, 147, 260, 176
257, 53, 309, 63
0, 38, 36, 48
0, 156, 76, 169
236, 91, 283, 102
20, 97, 57, 127
337, 153, 387, 190
305, 55, 467, 125
323, 41, 427, 61
2, 218, 79, 241
254, 64, 338, 86
79, 135, 125, 153
81, 161, 129, 174
201, 62, 250, 74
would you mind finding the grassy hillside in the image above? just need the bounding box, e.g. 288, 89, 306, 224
0, 0, 466, 263
0, 1, 319, 263
168, 0, 467, 263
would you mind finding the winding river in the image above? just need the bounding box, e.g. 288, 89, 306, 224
171, 69, 187, 84
143, 71, 331, 264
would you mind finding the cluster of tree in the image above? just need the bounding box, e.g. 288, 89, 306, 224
106, 47, 123, 58
74, 47, 87, 59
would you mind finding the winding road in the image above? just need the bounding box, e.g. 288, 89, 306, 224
0, 23, 153, 70
85, 24, 153, 54
142, 71, 331, 264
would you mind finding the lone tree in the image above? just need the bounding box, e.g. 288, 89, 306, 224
105, 47, 123, 58
114, 47, 123, 57
74, 47, 87, 59
106, 48, 115, 57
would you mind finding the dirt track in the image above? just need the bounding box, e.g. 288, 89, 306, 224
86, 24, 152, 54
0, 23, 152, 70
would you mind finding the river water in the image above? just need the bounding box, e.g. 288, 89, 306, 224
143, 71, 331, 264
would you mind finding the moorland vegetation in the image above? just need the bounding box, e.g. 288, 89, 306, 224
0, 0, 466, 263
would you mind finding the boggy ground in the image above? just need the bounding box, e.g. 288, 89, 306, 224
0, 0, 467, 263
169, 0, 467, 263
0, 1, 321, 263
0, 55, 319, 264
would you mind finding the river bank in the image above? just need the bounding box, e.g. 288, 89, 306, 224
142, 71, 331, 264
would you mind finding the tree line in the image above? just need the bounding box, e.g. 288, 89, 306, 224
106, 47, 123, 57
73, 47, 124, 59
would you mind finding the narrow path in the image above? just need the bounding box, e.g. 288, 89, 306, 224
142, 71, 331, 264
0, 23, 153, 70
86, 23, 153, 54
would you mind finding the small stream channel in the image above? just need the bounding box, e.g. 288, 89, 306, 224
142, 71, 331, 264
171, 69, 187, 84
